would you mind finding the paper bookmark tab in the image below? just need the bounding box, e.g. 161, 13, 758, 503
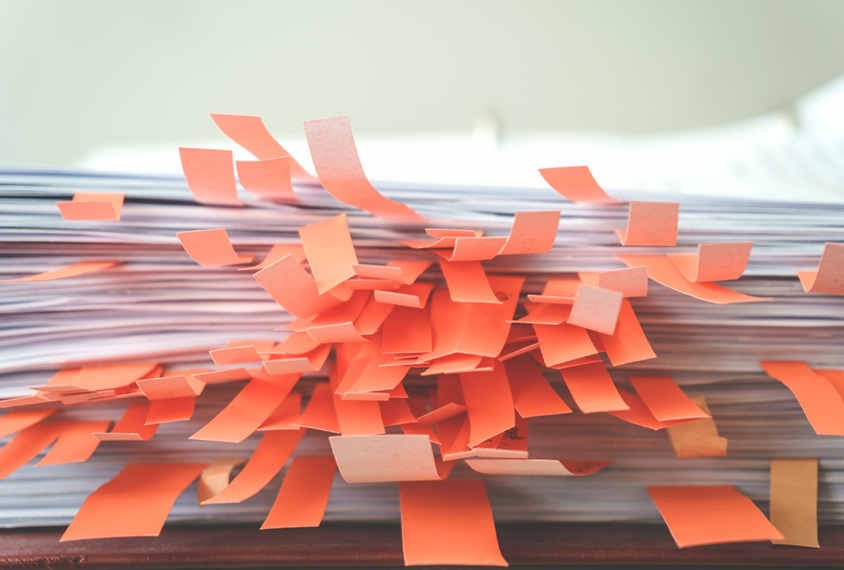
57, 192, 124, 221
254, 255, 342, 318
202, 429, 305, 505
178, 147, 242, 206
293, 383, 340, 433
197, 457, 245, 506
497, 210, 560, 256
299, 213, 358, 294
770, 458, 819, 548
608, 389, 692, 431
259, 391, 302, 431
137, 370, 205, 400
192, 368, 251, 384
533, 323, 598, 367
440, 237, 507, 262
380, 398, 417, 427
416, 402, 466, 425
210, 346, 264, 366
669, 242, 753, 283
559, 361, 629, 414
666, 397, 727, 459
210, 113, 313, 180
261, 456, 336, 529
265, 344, 330, 374
647, 485, 783, 548
538, 165, 621, 204
460, 362, 515, 448
0, 408, 57, 439
382, 305, 432, 354
146, 397, 196, 425
504, 354, 571, 417
0, 421, 67, 480
64, 362, 158, 392
333, 387, 386, 436
598, 299, 656, 366
236, 156, 296, 200
761, 361, 844, 436
304, 115, 423, 221
592, 266, 648, 298
617, 201, 679, 246
798, 242, 844, 295
567, 284, 624, 335
240, 243, 307, 271
388, 260, 433, 284
61, 463, 208, 541
512, 303, 571, 325
528, 277, 580, 304
400, 479, 507, 566
95, 401, 158, 441
0, 261, 118, 283
630, 377, 710, 421
438, 260, 502, 304
374, 282, 435, 309
191, 374, 299, 443
35, 420, 111, 466
466, 458, 609, 476
617, 255, 768, 304
330, 434, 448, 483
177, 228, 251, 267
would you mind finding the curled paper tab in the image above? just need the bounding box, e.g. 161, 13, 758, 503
399, 479, 508, 567
254, 255, 342, 319
258, 391, 303, 431
666, 397, 728, 459
137, 371, 205, 400
533, 323, 598, 368
304, 115, 423, 221
567, 284, 623, 335
294, 382, 340, 434
261, 456, 336, 529
0, 421, 68, 481
57, 192, 124, 221
760, 361, 844, 436
559, 361, 629, 414
436, 211, 560, 261
617, 201, 679, 246
36, 420, 112, 466
179, 147, 242, 206
599, 299, 655, 366
0, 261, 118, 283
505, 354, 571, 418
240, 243, 306, 271
439, 259, 502, 304
770, 458, 819, 548
460, 363, 515, 448
669, 242, 753, 282
95, 401, 158, 441
629, 376, 710, 422
197, 457, 245, 506
299, 213, 358, 295
374, 282, 434, 309
608, 389, 691, 431
799, 242, 844, 296
329, 434, 452, 483
177, 228, 252, 267
236, 157, 296, 201
647, 485, 783, 548
466, 458, 610, 476
539, 165, 621, 204
586, 266, 648, 298
0, 407, 57, 439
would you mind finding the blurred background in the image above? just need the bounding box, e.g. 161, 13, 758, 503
1, 0, 844, 167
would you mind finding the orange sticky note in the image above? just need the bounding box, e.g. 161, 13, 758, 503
617, 255, 768, 304
137, 371, 205, 400
416, 402, 467, 425
178, 147, 242, 206
35, 420, 112, 466
533, 323, 598, 367
760, 361, 844, 436
770, 458, 819, 548
388, 260, 433, 284
210, 113, 314, 180
666, 397, 728, 459
261, 456, 336, 529
504, 354, 571, 418
512, 303, 571, 325
400, 479, 507, 566
333, 391, 385, 436
253, 255, 343, 319
647, 485, 783, 548
0, 421, 67, 480
382, 305, 432, 354
630, 376, 709, 421
293, 382, 340, 433
210, 346, 263, 366
146, 397, 196, 425
465, 458, 609, 476
0, 261, 118, 283
798, 242, 844, 296
258, 391, 303, 431
589, 266, 648, 298
263, 344, 331, 374
192, 368, 251, 384
380, 398, 417, 427
236, 156, 296, 200
598, 299, 656, 366
374, 282, 436, 309
538, 165, 621, 204
65, 362, 159, 392
177, 228, 251, 267
197, 457, 245, 506
559, 361, 629, 414
669, 242, 753, 283
57, 192, 124, 221
95, 401, 158, 441
61, 463, 208, 541
438, 237, 507, 262
617, 201, 679, 246
0, 408, 57, 439
438, 260, 501, 304
567, 284, 624, 335
460, 362, 515, 448
191, 374, 299, 443
304, 115, 423, 221
201, 429, 305, 505
330, 434, 450, 483
299, 213, 358, 294
239, 243, 307, 271
497, 210, 560, 256
607, 389, 691, 430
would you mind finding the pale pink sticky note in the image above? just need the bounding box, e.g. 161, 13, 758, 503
669, 242, 753, 283
798, 243, 844, 296
567, 284, 624, 335
57, 192, 124, 221
178, 148, 242, 206
617, 201, 679, 246
328, 434, 452, 483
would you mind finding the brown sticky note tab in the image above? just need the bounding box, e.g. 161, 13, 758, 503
236, 156, 296, 201
178, 147, 242, 206
466, 458, 609, 476
539, 165, 621, 204
630, 377, 710, 422
617, 201, 679, 246
330, 434, 449, 483
770, 458, 819, 548
146, 397, 196, 425
666, 397, 728, 459
533, 323, 598, 367
239, 243, 307, 271
197, 457, 246, 506
57, 192, 124, 221
647, 485, 783, 548
61, 463, 208, 541
438, 260, 502, 304
400, 479, 507, 567
559, 361, 629, 414
293, 383, 340, 434
95, 401, 158, 441
799, 242, 844, 296
261, 456, 336, 529
0, 261, 118, 283
0, 421, 67, 480
254, 255, 342, 319
35, 420, 111, 466
761, 361, 844, 436
617, 255, 768, 304
567, 284, 624, 335
0, 408, 57, 439
505, 354, 571, 418
304, 115, 423, 220
201, 429, 305, 505
299, 213, 358, 294
669, 242, 753, 283
460, 362, 515, 448
258, 391, 303, 431
177, 228, 251, 267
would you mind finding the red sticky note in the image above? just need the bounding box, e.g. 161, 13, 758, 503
299, 213, 358, 294
254, 255, 343, 319
669, 242, 753, 282
504, 354, 571, 418
400, 479, 508, 566
559, 361, 629, 414
533, 323, 598, 367
460, 362, 515, 448
304, 115, 423, 221
61, 463, 209, 541
178, 147, 242, 206
538, 165, 621, 204
177, 228, 251, 267
617, 201, 679, 246
95, 401, 158, 441
630, 376, 710, 421
261, 456, 336, 529
0, 261, 118, 283
798, 242, 844, 296
0, 408, 57, 439
648, 485, 783, 548
0, 421, 67, 480
761, 361, 844, 436
57, 192, 124, 221
567, 284, 624, 335
438, 260, 502, 304
236, 156, 296, 201
36, 420, 112, 466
